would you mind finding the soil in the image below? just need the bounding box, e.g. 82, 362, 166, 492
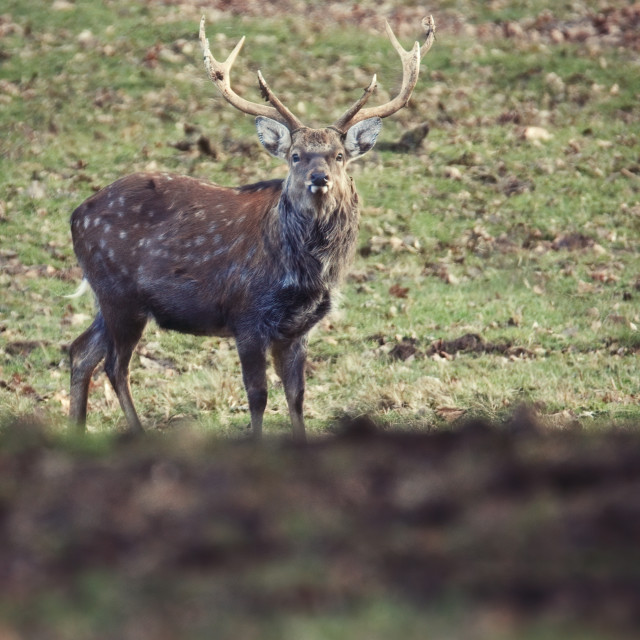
0, 416, 639, 637
386, 332, 533, 361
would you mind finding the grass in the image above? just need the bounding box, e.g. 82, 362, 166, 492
1, 0, 640, 439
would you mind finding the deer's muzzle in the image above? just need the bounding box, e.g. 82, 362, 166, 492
308, 171, 331, 195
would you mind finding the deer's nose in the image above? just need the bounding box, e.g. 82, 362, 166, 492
310, 172, 329, 187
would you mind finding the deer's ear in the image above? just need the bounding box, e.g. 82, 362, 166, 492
256, 116, 292, 160
344, 117, 382, 161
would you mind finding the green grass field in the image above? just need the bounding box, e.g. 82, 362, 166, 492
2, 0, 639, 436
1, 0, 639, 436
1, 2, 640, 637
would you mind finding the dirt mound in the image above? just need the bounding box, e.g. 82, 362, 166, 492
385, 332, 533, 361
0, 416, 638, 637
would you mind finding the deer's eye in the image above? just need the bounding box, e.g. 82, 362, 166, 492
336, 153, 344, 162
291, 153, 301, 163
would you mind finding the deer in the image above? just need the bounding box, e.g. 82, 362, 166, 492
67, 15, 436, 440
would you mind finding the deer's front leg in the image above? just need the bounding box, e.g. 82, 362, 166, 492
272, 337, 307, 442
237, 337, 268, 439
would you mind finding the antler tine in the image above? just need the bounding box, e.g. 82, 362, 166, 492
256, 70, 304, 130
199, 17, 303, 130
421, 15, 436, 57
330, 74, 378, 133
333, 16, 436, 132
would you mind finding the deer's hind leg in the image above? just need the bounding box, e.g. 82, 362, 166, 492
69, 312, 109, 432
101, 306, 148, 434
236, 336, 269, 440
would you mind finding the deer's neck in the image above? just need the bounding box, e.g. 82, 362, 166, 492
275, 182, 360, 289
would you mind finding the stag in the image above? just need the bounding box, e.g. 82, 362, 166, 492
68, 16, 435, 439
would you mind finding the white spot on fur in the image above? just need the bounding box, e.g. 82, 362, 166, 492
119, 230, 127, 239
83, 218, 90, 229
229, 236, 245, 252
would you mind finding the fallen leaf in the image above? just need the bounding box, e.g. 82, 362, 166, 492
522, 126, 552, 142
436, 406, 466, 422
444, 166, 463, 180
578, 280, 595, 294
53, 390, 70, 413
389, 284, 409, 299
388, 339, 419, 361
589, 269, 619, 284
139, 355, 164, 370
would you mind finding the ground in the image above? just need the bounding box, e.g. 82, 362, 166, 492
1, 1, 640, 637
0, 415, 639, 639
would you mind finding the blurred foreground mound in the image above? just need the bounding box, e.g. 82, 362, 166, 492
0, 414, 638, 639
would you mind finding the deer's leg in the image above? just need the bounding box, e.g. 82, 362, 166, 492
102, 312, 147, 434
236, 338, 268, 440
69, 313, 108, 432
272, 337, 307, 442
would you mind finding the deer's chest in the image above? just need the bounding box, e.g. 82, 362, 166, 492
265, 282, 333, 339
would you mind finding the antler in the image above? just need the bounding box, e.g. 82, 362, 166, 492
199, 17, 303, 130
333, 16, 436, 132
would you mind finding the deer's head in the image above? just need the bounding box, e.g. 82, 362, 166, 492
199, 16, 436, 205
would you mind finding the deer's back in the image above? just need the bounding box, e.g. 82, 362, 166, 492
71, 173, 288, 331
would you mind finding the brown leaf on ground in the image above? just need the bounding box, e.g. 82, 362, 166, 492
388, 338, 419, 361
436, 406, 467, 422
4, 340, 49, 356
388, 283, 410, 299
552, 233, 595, 251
